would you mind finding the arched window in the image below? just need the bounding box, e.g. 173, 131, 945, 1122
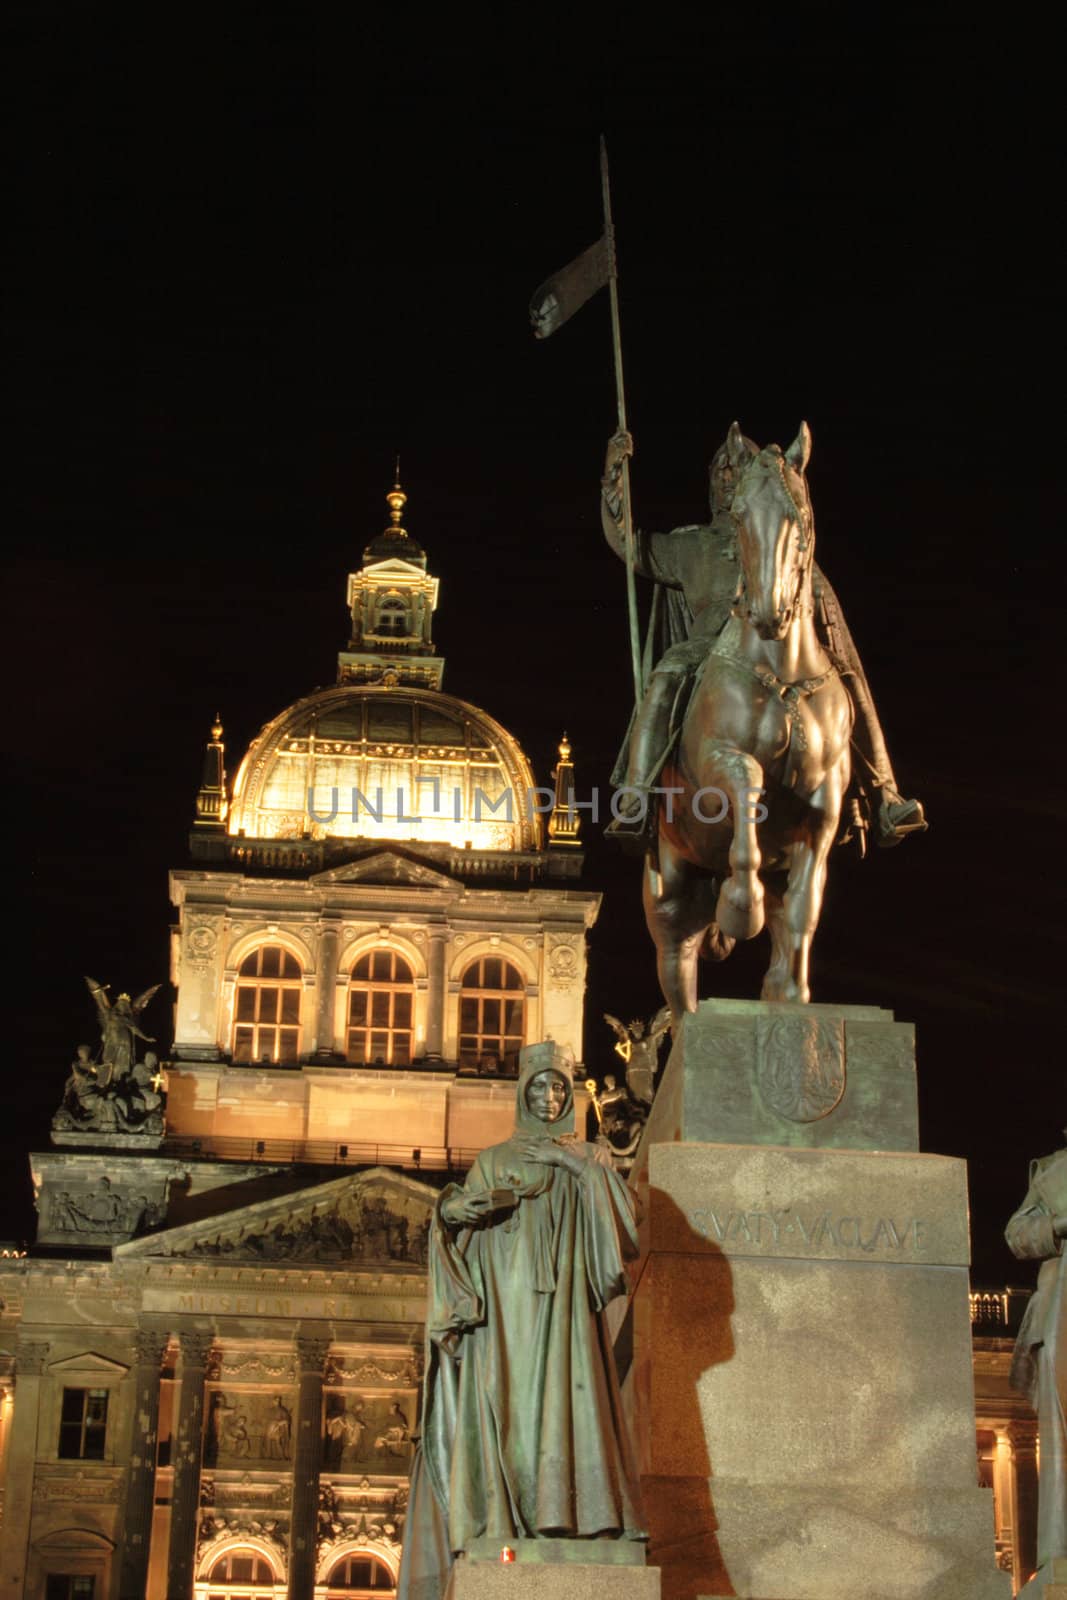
459, 957, 525, 1073
375, 596, 407, 637
326, 1551, 394, 1592
204, 1545, 276, 1597
233, 946, 302, 1064
347, 950, 415, 1066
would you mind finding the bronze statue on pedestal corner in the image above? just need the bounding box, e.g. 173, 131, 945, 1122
396, 1041, 645, 1600
1006, 1128, 1067, 1590
52, 979, 166, 1138
600, 423, 925, 1016
587, 1007, 672, 1170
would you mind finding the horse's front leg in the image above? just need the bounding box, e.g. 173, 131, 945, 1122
699, 741, 766, 941
762, 759, 846, 1003
643, 834, 718, 1022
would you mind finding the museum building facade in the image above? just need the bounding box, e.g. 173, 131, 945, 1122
0, 484, 599, 1599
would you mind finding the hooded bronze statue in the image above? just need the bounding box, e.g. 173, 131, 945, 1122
1006, 1130, 1067, 1588
396, 1041, 645, 1599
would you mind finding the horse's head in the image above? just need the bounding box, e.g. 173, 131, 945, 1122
730, 421, 814, 641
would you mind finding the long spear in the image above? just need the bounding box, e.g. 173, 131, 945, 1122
599, 137, 644, 706
528, 140, 644, 704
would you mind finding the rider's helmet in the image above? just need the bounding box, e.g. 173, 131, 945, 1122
709, 427, 759, 514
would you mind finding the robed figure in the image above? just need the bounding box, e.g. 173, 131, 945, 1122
1006, 1131, 1067, 1586
396, 1042, 646, 1600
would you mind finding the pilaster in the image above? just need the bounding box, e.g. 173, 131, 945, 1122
316, 923, 341, 1054
167, 1331, 213, 1600
119, 1327, 169, 1600
288, 1335, 330, 1600
426, 927, 448, 1058
0, 1339, 49, 1597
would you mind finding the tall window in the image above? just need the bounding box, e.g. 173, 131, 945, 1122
347, 951, 414, 1065
233, 946, 302, 1064
204, 1548, 276, 1598
58, 1388, 108, 1460
326, 1551, 394, 1591
459, 957, 525, 1073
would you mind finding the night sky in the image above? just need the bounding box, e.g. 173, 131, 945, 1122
8, 10, 1059, 1281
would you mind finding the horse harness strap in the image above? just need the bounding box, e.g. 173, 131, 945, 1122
707, 646, 838, 755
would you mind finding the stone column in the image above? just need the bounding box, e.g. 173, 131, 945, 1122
287, 1336, 330, 1600
0, 1340, 49, 1598
167, 1331, 213, 1600
425, 927, 447, 1059
316, 922, 340, 1055
119, 1328, 169, 1600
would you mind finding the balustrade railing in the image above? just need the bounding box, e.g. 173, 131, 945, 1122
162, 1131, 478, 1171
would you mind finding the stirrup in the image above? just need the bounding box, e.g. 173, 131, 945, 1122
876, 795, 927, 848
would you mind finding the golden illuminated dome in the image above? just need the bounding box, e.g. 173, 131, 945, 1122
228, 684, 543, 852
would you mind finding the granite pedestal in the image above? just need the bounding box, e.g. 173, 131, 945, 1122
622, 1000, 1009, 1600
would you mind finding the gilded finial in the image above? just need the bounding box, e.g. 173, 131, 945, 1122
195, 711, 228, 829
549, 731, 580, 847
385, 461, 407, 538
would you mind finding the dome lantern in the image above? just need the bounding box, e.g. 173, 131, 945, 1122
339, 470, 443, 691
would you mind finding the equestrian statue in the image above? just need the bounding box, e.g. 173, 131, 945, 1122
600, 423, 925, 1017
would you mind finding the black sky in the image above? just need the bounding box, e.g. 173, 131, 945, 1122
6, 7, 1061, 1280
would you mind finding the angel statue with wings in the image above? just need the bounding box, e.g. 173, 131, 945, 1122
84, 975, 160, 1084
603, 1006, 672, 1106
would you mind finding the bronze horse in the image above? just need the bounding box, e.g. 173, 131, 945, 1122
644, 422, 852, 1016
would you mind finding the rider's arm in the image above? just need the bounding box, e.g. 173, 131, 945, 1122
600, 432, 681, 585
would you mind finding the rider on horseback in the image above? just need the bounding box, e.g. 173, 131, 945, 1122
601, 427, 926, 851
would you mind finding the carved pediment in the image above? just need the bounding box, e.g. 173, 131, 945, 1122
313, 849, 461, 889
116, 1167, 437, 1268
361, 556, 428, 581
47, 1351, 130, 1378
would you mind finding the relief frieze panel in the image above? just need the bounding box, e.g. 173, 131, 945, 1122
136, 1169, 435, 1268
322, 1389, 415, 1474
42, 1175, 166, 1244
204, 1387, 297, 1469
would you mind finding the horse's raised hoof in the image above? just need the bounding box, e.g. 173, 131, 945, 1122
715, 880, 765, 940
699, 925, 736, 962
